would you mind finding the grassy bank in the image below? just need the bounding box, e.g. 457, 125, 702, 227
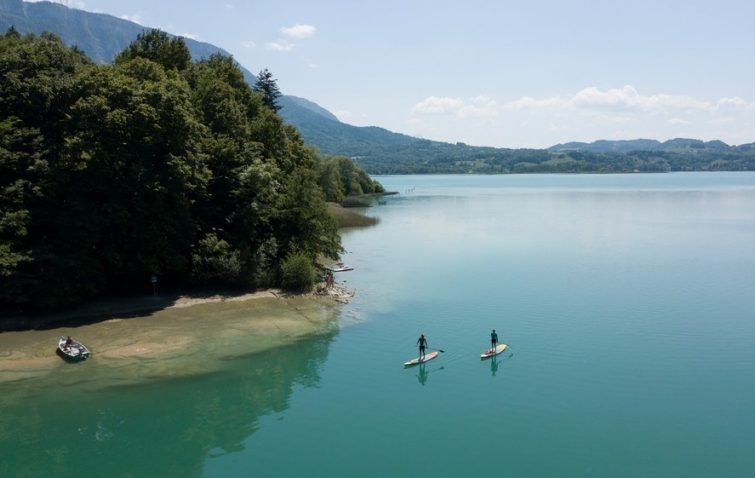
327, 203, 379, 228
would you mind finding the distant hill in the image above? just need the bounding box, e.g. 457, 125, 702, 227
550, 139, 663, 154
278, 95, 339, 122
549, 138, 738, 154
2, 0, 755, 174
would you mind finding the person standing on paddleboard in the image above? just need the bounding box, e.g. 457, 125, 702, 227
490, 329, 498, 353
417, 334, 428, 361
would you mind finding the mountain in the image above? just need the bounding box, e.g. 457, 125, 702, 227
0, 0, 228, 65
549, 138, 739, 154
279, 95, 339, 122
2, 0, 755, 174
549, 139, 664, 154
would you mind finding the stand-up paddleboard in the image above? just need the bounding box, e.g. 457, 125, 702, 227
480, 343, 507, 359
404, 350, 439, 367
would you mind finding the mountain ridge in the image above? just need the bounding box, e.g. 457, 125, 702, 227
548, 138, 742, 154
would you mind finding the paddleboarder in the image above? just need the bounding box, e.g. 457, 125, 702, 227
490, 329, 498, 353
417, 333, 428, 361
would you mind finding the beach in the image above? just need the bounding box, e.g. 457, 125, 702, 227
0, 283, 353, 386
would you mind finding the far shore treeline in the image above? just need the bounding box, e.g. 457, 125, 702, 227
0, 29, 383, 311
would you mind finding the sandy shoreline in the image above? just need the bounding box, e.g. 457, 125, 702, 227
0, 283, 354, 384
1, 281, 354, 330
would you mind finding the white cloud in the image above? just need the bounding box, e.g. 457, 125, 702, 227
121, 14, 143, 25
333, 109, 368, 124
716, 96, 755, 113
281, 24, 316, 39
266, 40, 295, 52
412, 96, 465, 115
404, 86, 755, 148
458, 96, 499, 119
412, 95, 498, 118
241, 41, 256, 49
503, 86, 738, 114
505, 96, 564, 110
27, 0, 86, 7
180, 32, 198, 40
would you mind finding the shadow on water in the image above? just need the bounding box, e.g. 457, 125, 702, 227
0, 331, 337, 478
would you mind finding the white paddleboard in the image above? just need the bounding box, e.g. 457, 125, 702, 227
404, 350, 439, 367
480, 343, 507, 359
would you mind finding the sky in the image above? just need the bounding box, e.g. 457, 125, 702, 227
29, 0, 755, 148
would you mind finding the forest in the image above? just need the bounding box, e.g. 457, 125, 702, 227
0, 29, 382, 311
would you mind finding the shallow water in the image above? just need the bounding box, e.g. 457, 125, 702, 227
3, 172, 755, 477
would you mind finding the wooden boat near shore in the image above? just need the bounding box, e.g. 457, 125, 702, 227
57, 336, 91, 362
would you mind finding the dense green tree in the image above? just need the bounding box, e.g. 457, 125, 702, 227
253, 68, 282, 112
191, 233, 242, 283
115, 29, 191, 72
316, 156, 385, 200
0, 31, 97, 306
274, 167, 340, 262
61, 58, 200, 287
1, 31, 377, 312
0, 118, 38, 288
280, 251, 316, 292
317, 160, 345, 202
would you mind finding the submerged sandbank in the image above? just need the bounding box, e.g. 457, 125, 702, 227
0, 287, 352, 387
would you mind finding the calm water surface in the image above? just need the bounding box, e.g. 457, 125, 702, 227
3, 173, 755, 477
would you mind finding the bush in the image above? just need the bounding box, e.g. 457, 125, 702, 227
191, 233, 242, 283
280, 252, 316, 292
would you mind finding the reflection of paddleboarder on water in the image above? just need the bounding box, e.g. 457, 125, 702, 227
417, 363, 429, 385
490, 329, 498, 353
417, 334, 427, 361
490, 355, 499, 376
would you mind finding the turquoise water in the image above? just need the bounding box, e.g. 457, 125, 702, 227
3, 173, 755, 477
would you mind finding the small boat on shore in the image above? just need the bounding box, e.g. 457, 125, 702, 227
325, 262, 354, 272
57, 336, 91, 362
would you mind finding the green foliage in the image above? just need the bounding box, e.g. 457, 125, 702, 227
275, 167, 341, 261
191, 233, 242, 283
115, 29, 191, 72
317, 160, 345, 202
0, 118, 37, 282
280, 251, 316, 292
0, 31, 355, 311
317, 155, 385, 201
253, 68, 282, 112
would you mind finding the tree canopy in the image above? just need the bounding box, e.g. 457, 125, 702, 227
253, 68, 282, 112
0, 29, 377, 311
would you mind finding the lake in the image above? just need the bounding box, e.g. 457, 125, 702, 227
2, 172, 755, 477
